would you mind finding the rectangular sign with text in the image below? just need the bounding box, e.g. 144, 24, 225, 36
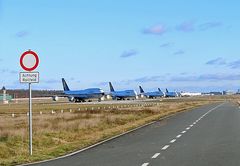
20, 72, 39, 83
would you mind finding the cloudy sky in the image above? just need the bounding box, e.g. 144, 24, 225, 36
0, 0, 240, 92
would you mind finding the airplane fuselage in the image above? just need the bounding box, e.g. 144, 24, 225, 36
165, 92, 178, 97
111, 90, 137, 100
143, 91, 165, 98
64, 88, 104, 101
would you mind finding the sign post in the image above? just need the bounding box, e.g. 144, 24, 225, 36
29, 82, 32, 155
19, 50, 39, 155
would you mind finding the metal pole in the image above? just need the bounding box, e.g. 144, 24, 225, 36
29, 83, 33, 155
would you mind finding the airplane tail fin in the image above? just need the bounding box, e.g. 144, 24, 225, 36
109, 82, 115, 92
139, 86, 144, 93
62, 78, 70, 91
158, 88, 162, 92
166, 88, 169, 93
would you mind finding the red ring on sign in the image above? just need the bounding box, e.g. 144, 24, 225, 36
20, 51, 39, 71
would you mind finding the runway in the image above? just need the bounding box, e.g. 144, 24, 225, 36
27, 102, 240, 166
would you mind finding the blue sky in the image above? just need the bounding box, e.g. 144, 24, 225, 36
0, 0, 240, 92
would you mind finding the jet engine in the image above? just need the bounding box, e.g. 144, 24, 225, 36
98, 96, 105, 102
52, 96, 59, 101
68, 96, 75, 102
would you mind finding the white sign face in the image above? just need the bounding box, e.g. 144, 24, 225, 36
20, 50, 39, 71
20, 72, 39, 83
23, 54, 37, 69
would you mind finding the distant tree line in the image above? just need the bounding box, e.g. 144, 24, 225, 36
2, 89, 63, 98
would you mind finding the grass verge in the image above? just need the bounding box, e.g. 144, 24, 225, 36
0, 98, 223, 165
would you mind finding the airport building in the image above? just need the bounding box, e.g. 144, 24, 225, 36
222, 90, 235, 95
0, 87, 12, 104
235, 89, 240, 95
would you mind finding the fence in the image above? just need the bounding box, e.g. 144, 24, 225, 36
0, 102, 161, 118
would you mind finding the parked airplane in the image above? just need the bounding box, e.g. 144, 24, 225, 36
180, 92, 202, 97
54, 78, 105, 102
165, 88, 179, 97
158, 88, 166, 97
139, 86, 165, 98
109, 82, 138, 100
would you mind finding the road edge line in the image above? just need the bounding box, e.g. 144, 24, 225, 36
18, 102, 222, 166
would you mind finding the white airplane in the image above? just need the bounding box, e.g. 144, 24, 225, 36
180, 92, 202, 97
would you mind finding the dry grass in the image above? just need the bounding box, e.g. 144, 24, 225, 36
0, 96, 229, 165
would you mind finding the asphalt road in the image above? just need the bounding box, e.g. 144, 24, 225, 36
30, 102, 240, 166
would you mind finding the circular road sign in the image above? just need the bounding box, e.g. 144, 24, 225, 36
20, 50, 39, 71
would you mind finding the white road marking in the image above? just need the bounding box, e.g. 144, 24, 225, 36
162, 145, 170, 150
140, 103, 225, 166
170, 139, 176, 143
152, 153, 160, 159
23, 103, 226, 166
176, 134, 182, 138
193, 108, 219, 125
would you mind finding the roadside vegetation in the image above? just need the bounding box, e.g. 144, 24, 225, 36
0, 96, 228, 165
